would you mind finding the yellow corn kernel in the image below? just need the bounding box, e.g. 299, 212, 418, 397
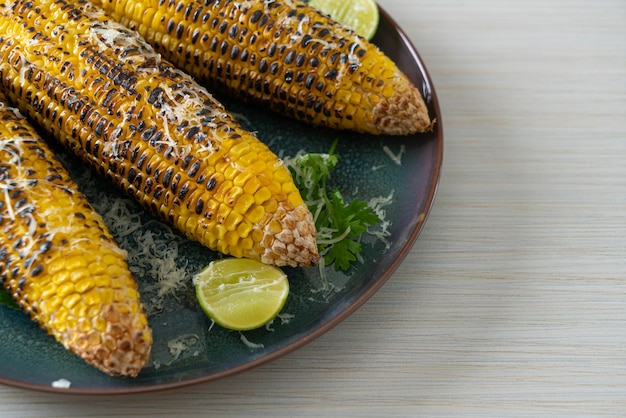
267, 180, 283, 195
53, 308, 69, 331
42, 294, 63, 313
288, 192, 305, 209
62, 293, 82, 310
47, 258, 67, 275
237, 222, 253, 239
225, 230, 240, 247
86, 261, 107, 277
262, 195, 278, 211
233, 169, 255, 188
183, 214, 199, 233
254, 187, 272, 205
95, 317, 108, 333
240, 237, 254, 250
248, 159, 267, 174
56, 282, 76, 299
234, 193, 255, 215
69, 267, 90, 283
274, 167, 293, 184
228, 243, 243, 259
239, 151, 259, 167
268, 220, 283, 235
224, 211, 244, 232
75, 277, 96, 294
252, 228, 265, 244
40, 282, 58, 301
382, 84, 396, 99
243, 176, 262, 195
94, 275, 112, 289
51, 270, 70, 286
224, 186, 244, 207
65, 317, 78, 334
78, 318, 94, 334
224, 165, 240, 181
215, 203, 232, 223
229, 141, 251, 158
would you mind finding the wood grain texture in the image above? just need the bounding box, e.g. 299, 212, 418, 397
1, 0, 625, 416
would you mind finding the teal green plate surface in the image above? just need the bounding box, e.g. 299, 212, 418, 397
0, 7, 442, 394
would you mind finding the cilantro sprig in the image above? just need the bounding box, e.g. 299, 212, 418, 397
286, 140, 382, 272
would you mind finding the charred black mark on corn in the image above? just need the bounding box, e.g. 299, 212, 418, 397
206, 176, 217, 191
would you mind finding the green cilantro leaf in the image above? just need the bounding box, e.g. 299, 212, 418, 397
286, 140, 382, 272
323, 190, 381, 270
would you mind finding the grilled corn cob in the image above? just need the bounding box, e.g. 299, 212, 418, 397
0, 91, 152, 377
0, 0, 318, 267
91, 0, 433, 135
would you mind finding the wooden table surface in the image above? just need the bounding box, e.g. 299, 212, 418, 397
1, 0, 625, 416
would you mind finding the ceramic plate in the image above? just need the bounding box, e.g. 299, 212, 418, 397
0, 6, 443, 394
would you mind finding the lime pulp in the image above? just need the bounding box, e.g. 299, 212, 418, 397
193, 258, 289, 331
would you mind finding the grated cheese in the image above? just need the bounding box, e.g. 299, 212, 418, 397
240, 333, 265, 350
365, 191, 393, 248
51, 378, 72, 389
382, 144, 406, 166
277, 312, 295, 324
167, 333, 200, 363
84, 5, 162, 70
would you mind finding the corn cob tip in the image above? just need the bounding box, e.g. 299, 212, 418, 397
373, 81, 434, 136
72, 303, 152, 377
258, 203, 319, 268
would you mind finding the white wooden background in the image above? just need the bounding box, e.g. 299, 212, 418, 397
1, 0, 625, 416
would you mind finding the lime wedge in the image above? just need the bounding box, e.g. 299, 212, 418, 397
193, 258, 289, 331
309, 0, 380, 41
